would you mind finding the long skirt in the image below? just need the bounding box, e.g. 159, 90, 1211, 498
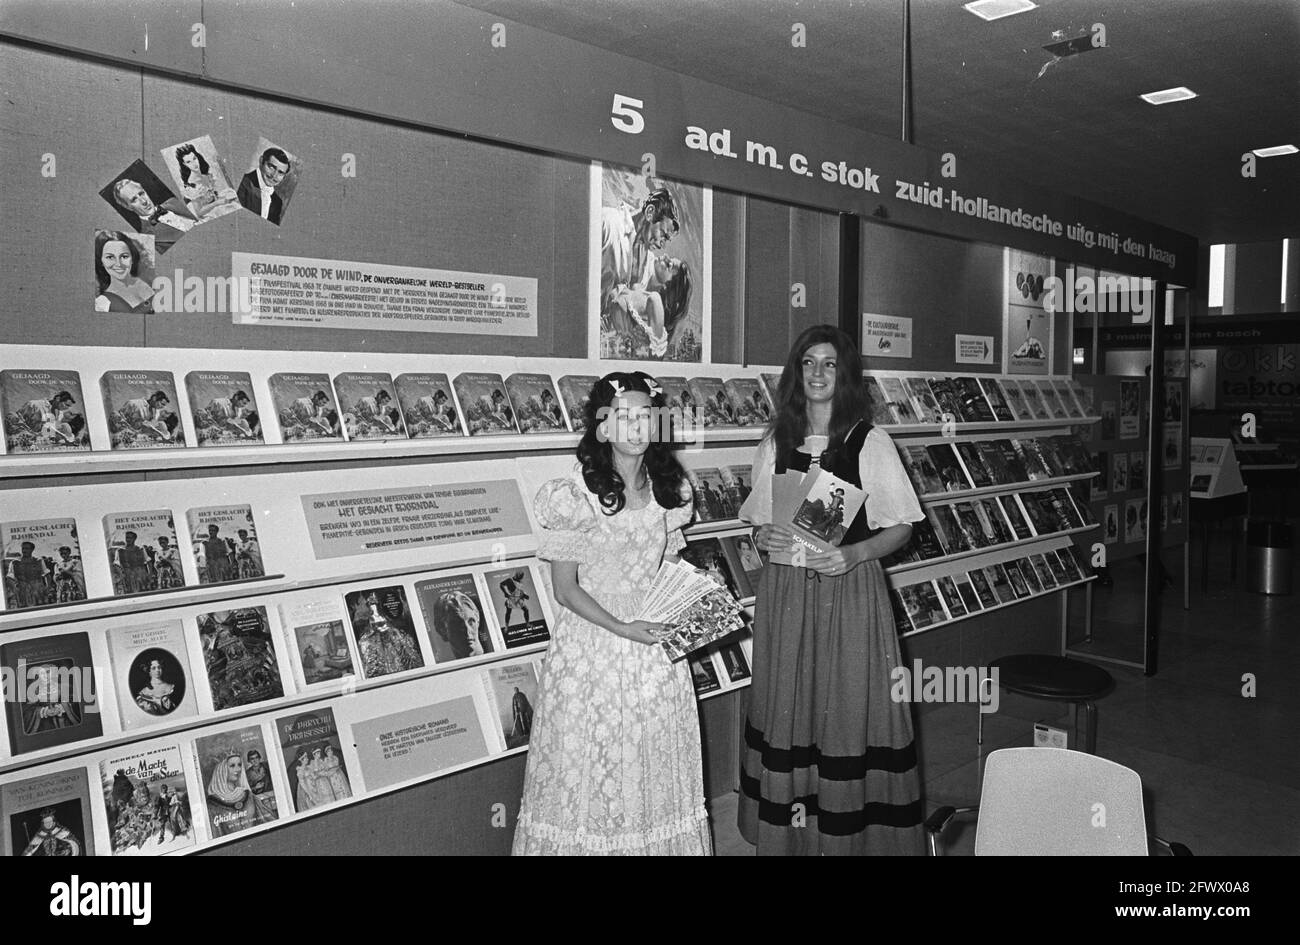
737, 560, 924, 855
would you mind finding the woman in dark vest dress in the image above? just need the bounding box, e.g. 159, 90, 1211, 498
738, 324, 926, 855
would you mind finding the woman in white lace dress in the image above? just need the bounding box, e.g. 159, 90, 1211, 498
512, 372, 712, 856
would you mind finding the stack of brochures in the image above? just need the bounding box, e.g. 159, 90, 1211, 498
638, 558, 746, 661
768, 466, 868, 563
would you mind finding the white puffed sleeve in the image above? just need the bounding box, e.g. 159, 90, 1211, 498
738, 435, 776, 526
861, 427, 925, 529
532, 474, 599, 564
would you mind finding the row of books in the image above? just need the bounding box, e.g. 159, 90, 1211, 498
0, 505, 268, 614
0, 367, 779, 454
680, 532, 763, 603
1, 562, 552, 759
0, 656, 541, 856
897, 433, 1094, 497
889, 485, 1097, 567
891, 544, 1093, 634
688, 636, 753, 698
864, 374, 1095, 426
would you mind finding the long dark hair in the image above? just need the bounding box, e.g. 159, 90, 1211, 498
768, 324, 868, 468
94, 229, 141, 292
175, 143, 210, 184
576, 371, 687, 515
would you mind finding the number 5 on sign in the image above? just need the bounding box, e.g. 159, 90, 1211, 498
610, 94, 645, 134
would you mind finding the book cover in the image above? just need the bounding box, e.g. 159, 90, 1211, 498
1100, 400, 1117, 439
483, 564, 551, 648
682, 537, 749, 601
656, 377, 698, 430
978, 377, 1016, 422
1011, 438, 1052, 480
107, 619, 196, 731
104, 509, 185, 595
1017, 492, 1059, 536
721, 533, 764, 590
1060, 545, 1089, 581
954, 577, 983, 613
1071, 379, 1096, 416
1028, 553, 1058, 590
927, 377, 964, 420
277, 707, 353, 812
1016, 380, 1052, 421
967, 568, 1000, 609
685, 466, 735, 520
505, 372, 567, 433
2, 517, 86, 610
984, 564, 1017, 604
975, 497, 1015, 545
722, 464, 754, 512
789, 467, 866, 552
925, 443, 972, 491
1103, 504, 1120, 543
99, 743, 194, 855
1004, 560, 1032, 598
193, 724, 279, 838
196, 606, 284, 711
879, 376, 918, 424
1035, 379, 1070, 420
1047, 488, 1086, 529
1, 632, 101, 756
688, 377, 734, 427
955, 377, 996, 423
556, 375, 599, 433
186, 504, 264, 584
1124, 497, 1148, 543
863, 376, 896, 425
334, 371, 407, 440
909, 517, 946, 560
393, 372, 463, 438
997, 377, 1033, 421
101, 370, 186, 449
904, 377, 942, 423
992, 439, 1030, 482
888, 589, 914, 635
185, 370, 263, 446
1053, 379, 1086, 419
484, 661, 539, 750
1112, 451, 1130, 492
1, 768, 95, 856
718, 641, 751, 683
952, 501, 993, 548
723, 377, 772, 427
1032, 437, 1068, 477
1045, 549, 1072, 584
345, 585, 425, 678
1162, 423, 1183, 469
279, 596, 357, 687
935, 574, 968, 618
899, 444, 945, 495
926, 505, 970, 555
1129, 450, 1147, 488
953, 441, 994, 488
414, 573, 495, 663
1018, 557, 1044, 594
268, 371, 343, 441
977, 441, 1016, 485
1171, 491, 1185, 525
0, 369, 91, 453
689, 654, 722, 695
898, 581, 947, 630
996, 494, 1034, 540
454, 372, 519, 435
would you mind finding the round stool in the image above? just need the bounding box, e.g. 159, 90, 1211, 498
977, 655, 1114, 754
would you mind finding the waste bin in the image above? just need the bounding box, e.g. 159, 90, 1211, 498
1246, 521, 1292, 596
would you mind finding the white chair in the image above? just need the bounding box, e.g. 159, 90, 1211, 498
926, 747, 1191, 855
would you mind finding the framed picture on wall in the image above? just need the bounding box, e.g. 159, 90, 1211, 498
1002, 247, 1054, 376
588, 162, 711, 363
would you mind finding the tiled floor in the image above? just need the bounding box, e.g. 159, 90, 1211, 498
708, 536, 1300, 855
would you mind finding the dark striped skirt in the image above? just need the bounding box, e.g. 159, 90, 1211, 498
737, 559, 924, 855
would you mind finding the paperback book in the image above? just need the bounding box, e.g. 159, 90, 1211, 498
104, 509, 185, 595
106, 619, 196, 731
196, 605, 284, 711
483, 661, 539, 750
1, 768, 95, 856
279, 596, 357, 687
879, 376, 919, 424
681, 536, 749, 601
0, 369, 90, 453
393, 372, 462, 437
414, 573, 495, 663
898, 581, 947, 630
978, 377, 1016, 422
637, 558, 746, 661
955, 377, 996, 423
185, 370, 263, 446
345, 585, 425, 677
186, 504, 264, 584
786, 467, 867, 553
2, 517, 86, 610
483, 564, 551, 647
277, 707, 353, 812
724, 377, 773, 426
688, 377, 734, 427
268, 372, 343, 441
454, 372, 519, 435
101, 370, 186, 449
904, 377, 943, 423
1, 631, 101, 755
556, 374, 599, 433
193, 724, 280, 838
100, 743, 194, 855
334, 371, 407, 440
505, 372, 567, 433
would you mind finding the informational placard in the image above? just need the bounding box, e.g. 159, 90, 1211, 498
301, 480, 529, 560
1004, 248, 1054, 375
861, 314, 913, 359
231, 252, 538, 336
955, 334, 994, 365
352, 696, 489, 791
